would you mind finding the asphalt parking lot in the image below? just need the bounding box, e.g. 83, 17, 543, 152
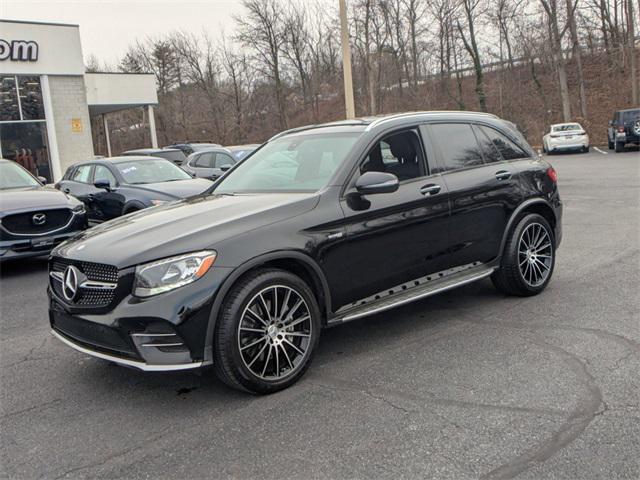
1, 148, 639, 479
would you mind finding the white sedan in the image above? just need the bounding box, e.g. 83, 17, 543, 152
543, 123, 590, 154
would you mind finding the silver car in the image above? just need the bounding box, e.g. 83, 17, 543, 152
182, 145, 259, 180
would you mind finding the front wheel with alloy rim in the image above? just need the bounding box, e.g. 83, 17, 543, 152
491, 213, 556, 296
213, 269, 321, 394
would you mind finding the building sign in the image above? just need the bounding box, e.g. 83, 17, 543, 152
71, 118, 83, 133
0, 40, 38, 62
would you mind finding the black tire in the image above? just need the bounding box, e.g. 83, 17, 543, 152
615, 141, 625, 153
583, 146, 590, 153
491, 213, 556, 297
213, 268, 321, 394
608, 139, 614, 150
542, 145, 547, 154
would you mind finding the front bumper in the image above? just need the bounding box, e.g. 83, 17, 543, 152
49, 264, 233, 371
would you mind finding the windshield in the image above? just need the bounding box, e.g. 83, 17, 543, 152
0, 161, 41, 189
115, 159, 192, 184
215, 132, 360, 193
553, 124, 581, 132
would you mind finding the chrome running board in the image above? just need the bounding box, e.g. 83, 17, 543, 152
329, 263, 495, 325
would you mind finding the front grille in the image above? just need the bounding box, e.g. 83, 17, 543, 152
50, 257, 119, 308
2, 209, 72, 235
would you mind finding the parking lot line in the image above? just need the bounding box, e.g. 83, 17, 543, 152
593, 146, 608, 155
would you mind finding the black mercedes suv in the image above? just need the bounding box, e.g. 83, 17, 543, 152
48, 112, 562, 394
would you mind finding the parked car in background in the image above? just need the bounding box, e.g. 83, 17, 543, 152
164, 143, 222, 156
225, 144, 261, 161
56, 156, 213, 223
121, 148, 187, 165
48, 112, 562, 394
542, 123, 589, 154
0, 159, 86, 262
608, 108, 640, 152
181, 147, 239, 180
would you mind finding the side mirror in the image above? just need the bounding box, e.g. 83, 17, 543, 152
355, 171, 399, 195
37, 176, 47, 184
94, 179, 111, 191
220, 164, 233, 172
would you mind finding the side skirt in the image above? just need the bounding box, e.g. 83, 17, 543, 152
327, 262, 496, 325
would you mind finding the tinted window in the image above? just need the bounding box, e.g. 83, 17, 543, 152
216, 132, 360, 193
474, 126, 502, 163
215, 153, 235, 168
622, 110, 640, 122
479, 126, 527, 160
115, 159, 192, 184
94, 165, 117, 187
72, 165, 93, 183
431, 123, 483, 172
155, 150, 187, 164
361, 129, 426, 181
194, 153, 214, 168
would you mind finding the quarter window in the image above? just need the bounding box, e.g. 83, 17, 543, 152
479, 125, 527, 161
430, 123, 484, 172
360, 129, 426, 181
71, 165, 93, 183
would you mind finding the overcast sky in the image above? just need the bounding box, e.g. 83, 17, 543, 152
1, 0, 248, 66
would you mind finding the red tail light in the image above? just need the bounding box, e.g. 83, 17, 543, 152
546, 167, 558, 183
618, 126, 625, 133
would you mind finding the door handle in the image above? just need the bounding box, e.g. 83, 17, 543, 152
420, 184, 441, 195
63, 188, 70, 193
495, 170, 512, 180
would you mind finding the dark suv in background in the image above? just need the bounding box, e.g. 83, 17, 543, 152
48, 111, 562, 394
608, 108, 640, 152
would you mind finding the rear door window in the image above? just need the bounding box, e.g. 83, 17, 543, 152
430, 123, 484, 172
473, 125, 503, 163
71, 165, 93, 183
479, 125, 528, 161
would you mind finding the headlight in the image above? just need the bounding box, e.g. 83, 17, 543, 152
150, 199, 170, 206
72, 204, 85, 213
133, 250, 217, 297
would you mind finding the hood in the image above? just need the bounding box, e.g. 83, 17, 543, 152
0, 186, 79, 216
54, 192, 319, 268
130, 178, 213, 200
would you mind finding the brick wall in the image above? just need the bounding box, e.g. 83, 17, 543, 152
48, 75, 94, 175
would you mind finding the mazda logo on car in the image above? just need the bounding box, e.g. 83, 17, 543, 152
62, 266, 80, 302
32, 213, 47, 225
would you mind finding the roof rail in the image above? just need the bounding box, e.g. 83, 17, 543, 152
365, 110, 499, 131
268, 119, 369, 141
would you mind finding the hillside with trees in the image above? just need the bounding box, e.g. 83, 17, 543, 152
87, 0, 639, 153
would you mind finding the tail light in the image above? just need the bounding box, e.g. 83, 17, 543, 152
618, 126, 625, 133
546, 167, 558, 183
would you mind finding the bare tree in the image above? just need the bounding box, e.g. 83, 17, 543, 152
457, 0, 487, 111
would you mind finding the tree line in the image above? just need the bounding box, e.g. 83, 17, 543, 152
86, 0, 639, 151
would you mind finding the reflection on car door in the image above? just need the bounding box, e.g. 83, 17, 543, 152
58, 164, 97, 217
91, 164, 125, 222
424, 122, 525, 268
333, 128, 451, 308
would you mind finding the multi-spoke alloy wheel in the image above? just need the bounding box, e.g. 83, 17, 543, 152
237, 286, 312, 380
518, 223, 553, 287
491, 213, 556, 297
214, 269, 320, 394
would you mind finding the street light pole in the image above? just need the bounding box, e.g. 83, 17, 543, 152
339, 0, 356, 119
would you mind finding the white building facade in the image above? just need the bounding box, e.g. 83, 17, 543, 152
0, 19, 158, 182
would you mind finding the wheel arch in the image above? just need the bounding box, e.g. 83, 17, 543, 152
203, 251, 332, 363
499, 198, 558, 256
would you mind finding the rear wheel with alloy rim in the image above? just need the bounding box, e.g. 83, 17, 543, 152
214, 269, 321, 393
491, 213, 555, 296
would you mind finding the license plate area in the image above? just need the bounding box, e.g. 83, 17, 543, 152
31, 237, 54, 248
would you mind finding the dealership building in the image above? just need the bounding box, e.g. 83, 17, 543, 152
0, 19, 158, 182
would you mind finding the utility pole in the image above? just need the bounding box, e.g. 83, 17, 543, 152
339, 0, 356, 119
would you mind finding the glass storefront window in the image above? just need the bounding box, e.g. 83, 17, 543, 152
0, 122, 52, 182
18, 76, 45, 120
0, 76, 20, 121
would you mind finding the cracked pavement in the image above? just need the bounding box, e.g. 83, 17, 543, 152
1, 149, 639, 479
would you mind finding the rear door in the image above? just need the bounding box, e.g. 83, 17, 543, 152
425, 122, 524, 267
334, 127, 451, 307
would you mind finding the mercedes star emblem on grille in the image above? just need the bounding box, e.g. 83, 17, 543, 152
62, 266, 80, 302
32, 213, 47, 225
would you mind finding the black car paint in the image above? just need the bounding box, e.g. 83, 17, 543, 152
56, 157, 213, 223
0, 163, 87, 262
48, 112, 562, 368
